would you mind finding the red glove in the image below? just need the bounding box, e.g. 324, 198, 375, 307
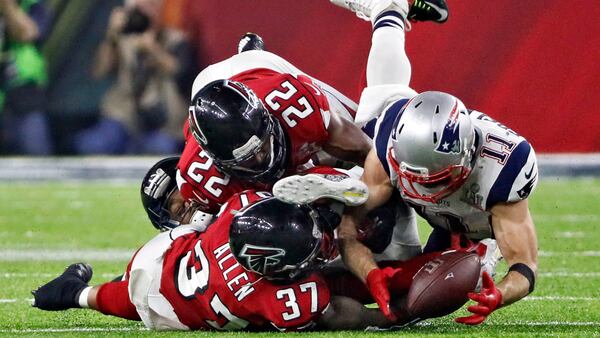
450, 232, 475, 252
455, 272, 503, 325
366, 267, 399, 321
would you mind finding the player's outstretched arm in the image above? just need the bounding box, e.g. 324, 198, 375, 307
323, 110, 372, 166
337, 149, 397, 320
457, 199, 537, 325
491, 199, 538, 304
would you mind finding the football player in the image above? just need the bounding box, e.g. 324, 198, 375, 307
175, 34, 373, 215
276, 0, 539, 325
31, 158, 409, 331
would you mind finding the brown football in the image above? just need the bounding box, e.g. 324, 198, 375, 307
407, 250, 480, 319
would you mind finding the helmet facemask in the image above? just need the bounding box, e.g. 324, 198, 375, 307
267, 208, 336, 281
217, 116, 288, 184
389, 148, 473, 203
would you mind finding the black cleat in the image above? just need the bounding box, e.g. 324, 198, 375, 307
237, 32, 265, 54
408, 0, 448, 23
32, 263, 93, 311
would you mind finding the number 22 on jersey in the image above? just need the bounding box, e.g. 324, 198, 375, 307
265, 80, 315, 128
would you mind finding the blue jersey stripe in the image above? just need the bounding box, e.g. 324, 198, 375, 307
486, 140, 531, 207
362, 118, 377, 139
375, 99, 408, 177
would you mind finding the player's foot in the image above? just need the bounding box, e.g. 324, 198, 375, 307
238, 32, 265, 54
32, 263, 93, 310
474, 239, 502, 292
407, 0, 448, 23
331, 0, 408, 21
273, 173, 369, 206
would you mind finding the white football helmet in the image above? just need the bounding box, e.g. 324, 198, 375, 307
389, 91, 476, 203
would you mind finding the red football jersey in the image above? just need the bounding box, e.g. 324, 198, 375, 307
177, 68, 331, 213
159, 190, 331, 331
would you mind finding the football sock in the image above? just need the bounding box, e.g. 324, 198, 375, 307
77, 286, 91, 308
367, 9, 411, 87
96, 281, 141, 320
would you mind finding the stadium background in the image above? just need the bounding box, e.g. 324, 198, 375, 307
1, 0, 599, 336
44, 0, 600, 154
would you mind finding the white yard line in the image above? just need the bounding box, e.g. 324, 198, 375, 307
538, 272, 600, 277
1, 272, 122, 278
0, 327, 148, 333
539, 251, 600, 257
523, 296, 600, 301
0, 249, 134, 261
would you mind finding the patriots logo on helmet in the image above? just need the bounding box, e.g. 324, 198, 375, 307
239, 244, 286, 275
435, 100, 462, 154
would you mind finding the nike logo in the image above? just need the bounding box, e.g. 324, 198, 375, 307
427, 2, 448, 22
524, 165, 535, 179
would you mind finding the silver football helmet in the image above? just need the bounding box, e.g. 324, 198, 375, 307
389, 91, 476, 202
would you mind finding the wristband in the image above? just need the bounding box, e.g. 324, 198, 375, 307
508, 263, 535, 293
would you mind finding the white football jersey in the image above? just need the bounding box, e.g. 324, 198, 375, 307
371, 100, 538, 240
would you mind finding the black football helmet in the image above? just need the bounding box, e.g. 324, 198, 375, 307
229, 198, 336, 281
140, 157, 181, 231
188, 79, 288, 184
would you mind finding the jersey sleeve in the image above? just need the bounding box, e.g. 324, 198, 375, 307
176, 142, 244, 214
507, 143, 538, 202
486, 140, 539, 206
261, 275, 331, 331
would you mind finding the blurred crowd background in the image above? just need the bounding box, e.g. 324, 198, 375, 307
0, 0, 598, 156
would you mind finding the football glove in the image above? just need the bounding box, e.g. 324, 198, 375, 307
366, 267, 400, 321
455, 272, 502, 325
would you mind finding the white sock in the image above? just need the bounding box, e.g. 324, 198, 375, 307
368, 10, 411, 87
78, 286, 92, 308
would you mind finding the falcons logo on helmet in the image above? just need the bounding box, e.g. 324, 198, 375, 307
239, 244, 285, 275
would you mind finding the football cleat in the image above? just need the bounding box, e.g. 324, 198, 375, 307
474, 239, 502, 292
330, 0, 403, 21
273, 173, 369, 206
238, 32, 265, 54
407, 0, 448, 23
32, 263, 93, 311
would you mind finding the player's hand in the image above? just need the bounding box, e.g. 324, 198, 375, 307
450, 232, 475, 252
366, 267, 399, 321
455, 272, 502, 325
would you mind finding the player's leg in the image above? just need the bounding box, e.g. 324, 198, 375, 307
238, 32, 265, 54
373, 197, 422, 261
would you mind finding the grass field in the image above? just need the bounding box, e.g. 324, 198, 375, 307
0, 178, 599, 337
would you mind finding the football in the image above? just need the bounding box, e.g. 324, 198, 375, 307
407, 251, 480, 319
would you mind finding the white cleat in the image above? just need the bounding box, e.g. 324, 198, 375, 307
273, 173, 369, 206
330, 0, 397, 21
474, 238, 503, 292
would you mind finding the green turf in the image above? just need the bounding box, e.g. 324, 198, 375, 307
0, 178, 599, 337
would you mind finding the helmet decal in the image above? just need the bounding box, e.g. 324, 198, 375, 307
239, 244, 286, 275
143, 168, 171, 199
224, 80, 258, 108
435, 100, 462, 154
189, 107, 208, 144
